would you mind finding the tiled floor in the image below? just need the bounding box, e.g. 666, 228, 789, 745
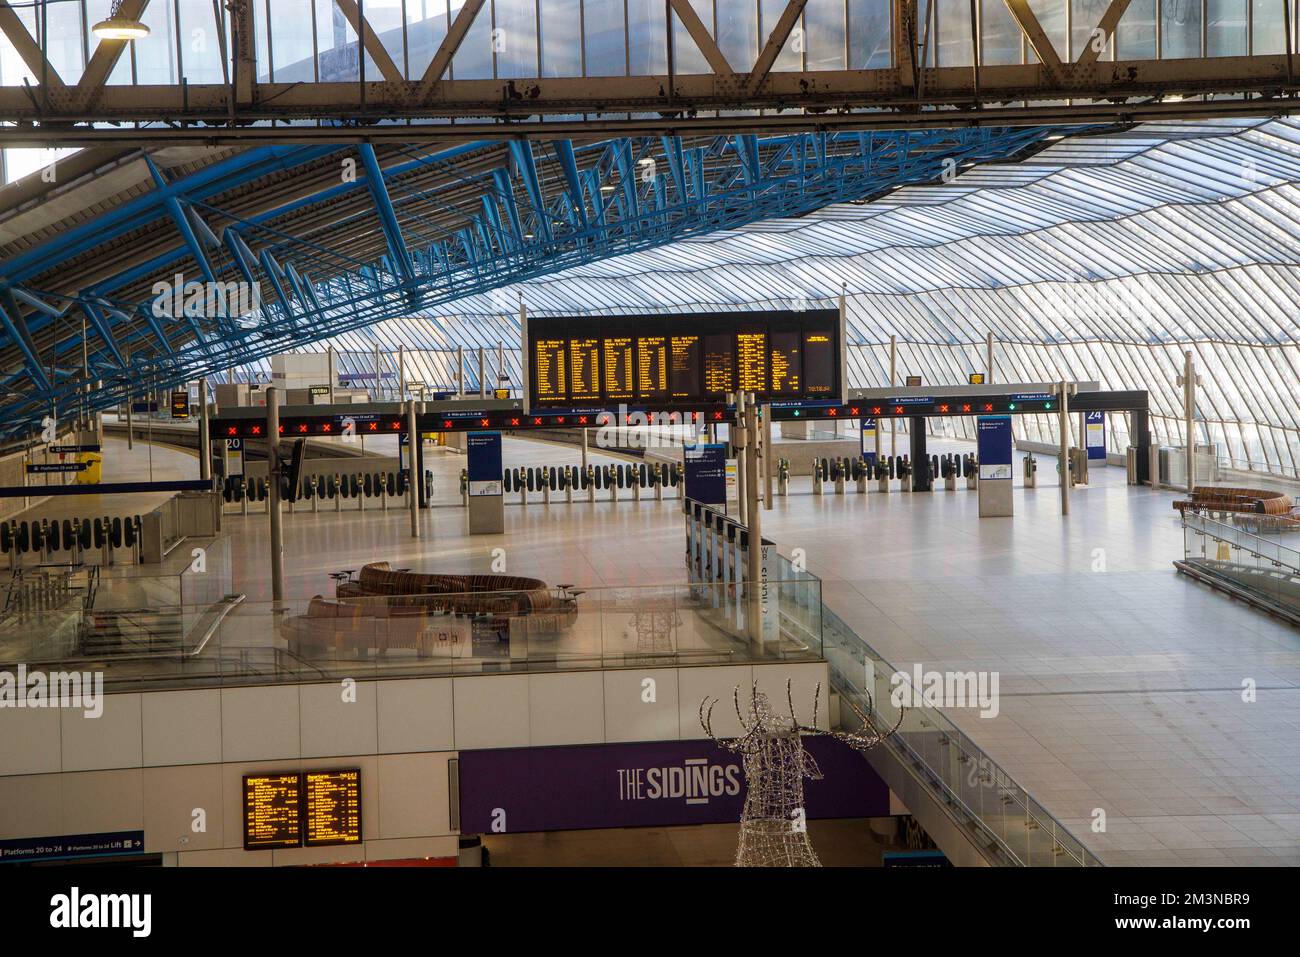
87, 432, 1300, 865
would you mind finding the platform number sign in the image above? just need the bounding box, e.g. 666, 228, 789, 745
225, 438, 244, 477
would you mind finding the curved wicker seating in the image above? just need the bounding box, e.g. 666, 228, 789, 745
1172, 486, 1294, 517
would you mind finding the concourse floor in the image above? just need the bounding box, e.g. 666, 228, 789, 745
113, 431, 1300, 866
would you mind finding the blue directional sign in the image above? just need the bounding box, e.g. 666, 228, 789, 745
0, 830, 145, 863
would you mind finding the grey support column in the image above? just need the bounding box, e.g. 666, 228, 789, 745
1180, 350, 1197, 493
889, 335, 897, 459
763, 403, 773, 510
478, 348, 486, 399
267, 387, 284, 602
408, 399, 420, 539
398, 345, 406, 399
456, 346, 464, 396
1058, 380, 1071, 516
743, 397, 763, 643
198, 377, 211, 481
986, 331, 994, 384
734, 392, 747, 526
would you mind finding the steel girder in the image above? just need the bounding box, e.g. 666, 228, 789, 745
0, 124, 1073, 440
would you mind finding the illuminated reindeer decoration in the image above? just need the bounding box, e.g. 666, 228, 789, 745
700, 679, 904, 867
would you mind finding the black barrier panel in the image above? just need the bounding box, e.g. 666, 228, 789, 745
110, 517, 122, 549
548, 466, 556, 491
79, 520, 91, 549
62, 520, 73, 551
125, 518, 137, 548
30, 522, 44, 551
386, 473, 395, 497
525, 468, 534, 492
347, 475, 358, 498
364, 473, 373, 497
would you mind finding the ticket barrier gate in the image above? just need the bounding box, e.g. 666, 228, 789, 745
499, 462, 683, 506
1, 514, 144, 568
777, 458, 790, 496
1024, 453, 1037, 488
812, 458, 825, 495
222, 470, 418, 515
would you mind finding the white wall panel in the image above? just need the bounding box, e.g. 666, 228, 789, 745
61, 693, 142, 772
220, 686, 300, 762
299, 681, 379, 758
527, 671, 605, 746
452, 674, 529, 749
142, 689, 222, 767
602, 668, 681, 742
375, 678, 454, 753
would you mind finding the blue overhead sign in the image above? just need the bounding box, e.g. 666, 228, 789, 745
466, 431, 503, 497
0, 830, 145, 864
684, 443, 727, 507
976, 416, 1014, 481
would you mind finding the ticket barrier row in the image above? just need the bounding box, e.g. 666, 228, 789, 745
221, 471, 430, 514
1019, 449, 1086, 489
683, 499, 760, 630
795, 453, 980, 495
470, 461, 685, 506
0, 514, 144, 567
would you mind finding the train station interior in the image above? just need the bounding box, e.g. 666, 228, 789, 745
0, 0, 1297, 876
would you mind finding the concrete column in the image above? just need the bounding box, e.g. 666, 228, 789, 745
581, 426, 588, 470
743, 397, 762, 643
398, 345, 406, 399
497, 340, 505, 392
889, 335, 897, 458
456, 346, 464, 396
986, 331, 994, 384
478, 348, 486, 399
408, 399, 420, 539
734, 392, 747, 526
327, 346, 336, 403
763, 403, 773, 510
1058, 381, 1071, 516
267, 388, 284, 602
374, 341, 383, 399
125, 348, 133, 450
1182, 350, 1196, 493
198, 377, 211, 481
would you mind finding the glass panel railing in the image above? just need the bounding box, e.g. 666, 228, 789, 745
819, 593, 1101, 867
1178, 512, 1300, 619
0, 577, 821, 694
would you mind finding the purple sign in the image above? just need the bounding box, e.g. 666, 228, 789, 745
458, 737, 892, 834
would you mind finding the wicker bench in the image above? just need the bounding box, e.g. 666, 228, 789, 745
1172, 486, 1294, 517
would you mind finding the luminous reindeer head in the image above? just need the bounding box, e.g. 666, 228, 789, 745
699, 678, 905, 754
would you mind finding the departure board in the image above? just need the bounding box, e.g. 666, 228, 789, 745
603, 336, 635, 401
303, 769, 362, 847
670, 335, 702, 400
243, 773, 303, 850
802, 327, 836, 396
770, 331, 801, 395
569, 338, 601, 402
736, 330, 768, 393
637, 336, 668, 400
525, 309, 841, 409
533, 338, 567, 402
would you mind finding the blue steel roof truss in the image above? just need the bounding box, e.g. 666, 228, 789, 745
0, 126, 1070, 439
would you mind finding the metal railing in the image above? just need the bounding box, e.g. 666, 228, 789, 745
1177, 512, 1300, 623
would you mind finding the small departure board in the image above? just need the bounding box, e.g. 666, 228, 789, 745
243, 774, 303, 850
303, 769, 363, 847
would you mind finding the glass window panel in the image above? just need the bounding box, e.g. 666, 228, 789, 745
1250, 0, 1285, 53
848, 0, 891, 68
360, 0, 407, 78
316, 0, 359, 81
272, 0, 317, 81
137, 0, 179, 85
178, 0, 229, 84
760, 0, 803, 70
1026, 0, 1067, 61
1116, 0, 1156, 57
407, 0, 449, 79
671, 0, 712, 74
252, 0, 271, 81
1072, 0, 1113, 60
584, 0, 626, 75
719, 0, 759, 69
805, 0, 846, 69
540, 0, 581, 77
452, 0, 494, 78
0, 7, 37, 85
936, 0, 973, 66
1161, 0, 1202, 56
983, 0, 1023, 64
628, 0, 668, 74
494, 0, 539, 77
36, 0, 85, 83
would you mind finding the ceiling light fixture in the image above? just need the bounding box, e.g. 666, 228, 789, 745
93, 2, 150, 40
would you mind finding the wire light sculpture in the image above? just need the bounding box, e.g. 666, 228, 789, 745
700, 679, 905, 867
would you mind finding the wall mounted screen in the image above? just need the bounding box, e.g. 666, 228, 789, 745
525, 310, 842, 409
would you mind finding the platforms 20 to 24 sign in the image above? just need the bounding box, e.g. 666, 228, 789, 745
243, 770, 361, 850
